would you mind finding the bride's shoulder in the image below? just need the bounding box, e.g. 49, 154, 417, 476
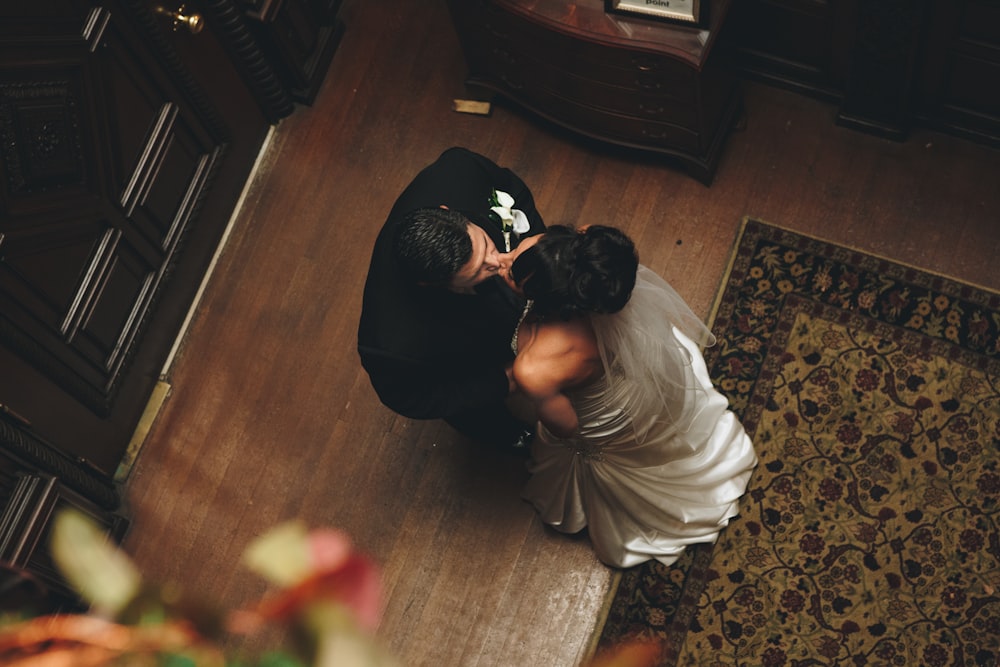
514, 318, 599, 390
534, 317, 596, 351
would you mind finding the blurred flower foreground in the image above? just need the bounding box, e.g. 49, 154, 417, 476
0, 510, 397, 667
0, 510, 660, 667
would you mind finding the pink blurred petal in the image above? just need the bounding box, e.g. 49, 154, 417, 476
326, 556, 383, 632
307, 528, 352, 572
248, 554, 384, 632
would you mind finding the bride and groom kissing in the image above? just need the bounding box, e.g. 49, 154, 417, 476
357, 147, 756, 568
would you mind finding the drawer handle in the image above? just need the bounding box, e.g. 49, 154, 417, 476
635, 78, 663, 92
633, 56, 659, 72
641, 128, 669, 140
638, 103, 665, 116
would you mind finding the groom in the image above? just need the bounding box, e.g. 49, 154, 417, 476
357, 147, 545, 449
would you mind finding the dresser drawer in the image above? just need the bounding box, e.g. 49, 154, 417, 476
480, 72, 702, 153
479, 4, 699, 99
473, 45, 700, 127
539, 88, 700, 152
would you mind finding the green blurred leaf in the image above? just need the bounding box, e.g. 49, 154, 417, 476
163, 652, 199, 667
50, 509, 140, 616
256, 651, 309, 667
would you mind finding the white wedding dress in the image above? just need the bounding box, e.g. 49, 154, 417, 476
519, 267, 758, 568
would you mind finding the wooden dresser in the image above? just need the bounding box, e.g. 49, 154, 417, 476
445, 0, 741, 184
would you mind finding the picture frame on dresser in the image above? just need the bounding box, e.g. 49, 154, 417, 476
605, 0, 707, 28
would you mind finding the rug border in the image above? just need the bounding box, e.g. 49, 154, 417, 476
722, 216, 1000, 303
584, 215, 999, 663
583, 568, 625, 661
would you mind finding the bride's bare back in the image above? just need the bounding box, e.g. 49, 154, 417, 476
511, 317, 602, 437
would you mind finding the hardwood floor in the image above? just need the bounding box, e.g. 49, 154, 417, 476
121, 1, 1000, 665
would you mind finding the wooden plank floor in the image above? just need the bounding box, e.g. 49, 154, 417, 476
122, 1, 1000, 665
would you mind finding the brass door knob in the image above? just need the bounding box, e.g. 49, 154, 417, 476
155, 4, 204, 34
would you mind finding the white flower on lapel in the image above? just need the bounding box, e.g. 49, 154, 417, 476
489, 189, 531, 251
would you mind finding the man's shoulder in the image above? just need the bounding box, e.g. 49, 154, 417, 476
414, 146, 502, 186
433, 146, 495, 170
383, 150, 500, 224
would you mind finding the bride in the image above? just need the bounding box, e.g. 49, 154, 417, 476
501, 225, 758, 568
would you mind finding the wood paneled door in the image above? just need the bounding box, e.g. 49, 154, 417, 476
0, 1, 271, 481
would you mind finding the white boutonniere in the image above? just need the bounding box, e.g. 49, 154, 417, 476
489, 189, 531, 252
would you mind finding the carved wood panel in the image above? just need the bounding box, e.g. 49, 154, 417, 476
0, 1, 270, 478
0, 8, 220, 421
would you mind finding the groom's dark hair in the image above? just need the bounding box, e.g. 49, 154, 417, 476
394, 208, 473, 285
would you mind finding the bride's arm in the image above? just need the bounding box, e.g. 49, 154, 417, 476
506, 380, 579, 438
514, 346, 582, 438
532, 392, 579, 438
513, 363, 578, 437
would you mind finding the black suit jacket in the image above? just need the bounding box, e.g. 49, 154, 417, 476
357, 147, 545, 421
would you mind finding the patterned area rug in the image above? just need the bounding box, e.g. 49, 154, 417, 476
594, 218, 1000, 666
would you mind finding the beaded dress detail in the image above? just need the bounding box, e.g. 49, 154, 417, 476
510, 300, 533, 354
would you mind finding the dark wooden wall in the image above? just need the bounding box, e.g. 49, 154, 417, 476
723, 0, 1000, 145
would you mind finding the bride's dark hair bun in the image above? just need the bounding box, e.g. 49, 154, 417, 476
514, 224, 638, 320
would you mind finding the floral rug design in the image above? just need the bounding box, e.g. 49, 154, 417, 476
595, 218, 1000, 666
